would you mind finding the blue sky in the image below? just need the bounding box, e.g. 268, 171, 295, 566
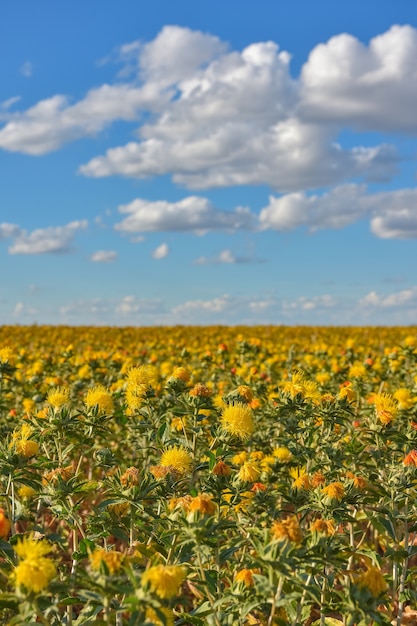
2, 0, 417, 326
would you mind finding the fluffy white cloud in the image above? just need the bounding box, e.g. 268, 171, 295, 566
115, 196, 255, 234
59, 295, 165, 324
9, 220, 87, 254
0, 223, 20, 240
80, 27, 397, 190
90, 250, 118, 262
283, 294, 338, 311
259, 184, 417, 238
0, 84, 163, 155
152, 242, 169, 259
0, 25, 402, 192
300, 25, 417, 132
359, 287, 417, 308
194, 249, 264, 264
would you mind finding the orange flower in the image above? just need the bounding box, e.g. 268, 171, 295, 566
271, 516, 302, 543
322, 481, 345, 501
403, 450, 417, 467
0, 508, 11, 538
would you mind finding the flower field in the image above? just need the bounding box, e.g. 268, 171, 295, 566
1, 325, 417, 625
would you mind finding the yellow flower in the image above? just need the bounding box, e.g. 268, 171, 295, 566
188, 493, 216, 515
310, 518, 336, 535
125, 365, 157, 408
237, 385, 253, 402
85, 385, 114, 414
373, 392, 397, 425
338, 383, 355, 403
238, 461, 261, 483
221, 403, 254, 439
271, 516, 302, 543
145, 607, 175, 626
160, 447, 192, 474
18, 486, 36, 500
0, 347, 14, 363
235, 568, 255, 586
47, 386, 70, 409
14, 558, 56, 593
348, 363, 367, 378
322, 481, 345, 501
356, 565, 387, 597
171, 367, 190, 382
232, 451, 248, 465
89, 548, 124, 575
142, 564, 187, 599
289, 467, 310, 490
10, 424, 39, 458
22, 398, 36, 414
13, 534, 56, 593
284, 371, 321, 403
394, 387, 414, 410
273, 447, 292, 463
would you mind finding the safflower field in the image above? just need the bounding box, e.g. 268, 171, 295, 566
1, 325, 417, 625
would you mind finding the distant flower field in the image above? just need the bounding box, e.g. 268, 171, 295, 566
1, 324, 417, 625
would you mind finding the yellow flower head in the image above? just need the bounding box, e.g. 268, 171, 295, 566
338, 384, 355, 403
145, 607, 175, 626
142, 564, 187, 599
322, 481, 345, 501
271, 516, 302, 543
13, 534, 57, 593
126, 365, 157, 393
14, 558, 56, 594
237, 385, 254, 402
47, 386, 70, 409
394, 387, 414, 410
14, 534, 53, 560
0, 347, 14, 363
310, 518, 336, 535
188, 493, 216, 515
172, 367, 190, 383
235, 568, 255, 586
238, 461, 261, 483
289, 467, 311, 490
373, 392, 398, 425
160, 447, 192, 475
273, 447, 292, 463
10, 424, 39, 458
89, 548, 124, 575
356, 565, 387, 597
221, 403, 254, 440
18, 486, 36, 500
85, 385, 114, 414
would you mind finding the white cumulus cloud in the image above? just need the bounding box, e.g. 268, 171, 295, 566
0, 25, 403, 192
152, 243, 169, 259
259, 184, 417, 239
9, 220, 87, 255
115, 196, 256, 234
90, 250, 118, 262
300, 25, 417, 133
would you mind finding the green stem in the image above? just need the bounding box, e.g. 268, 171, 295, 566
196, 550, 221, 626
397, 496, 409, 626
268, 576, 283, 626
